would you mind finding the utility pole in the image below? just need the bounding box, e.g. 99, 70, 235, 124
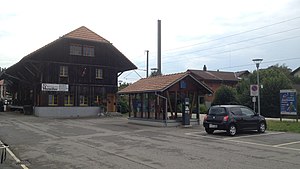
252, 58, 263, 115
145, 50, 149, 78
157, 20, 161, 75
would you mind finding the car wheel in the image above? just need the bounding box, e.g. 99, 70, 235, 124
227, 124, 237, 136
258, 122, 266, 133
205, 128, 214, 134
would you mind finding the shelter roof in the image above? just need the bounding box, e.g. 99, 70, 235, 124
188, 69, 239, 82
118, 72, 212, 94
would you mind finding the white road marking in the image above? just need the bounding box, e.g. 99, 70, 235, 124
223, 132, 285, 140
185, 131, 300, 152
185, 132, 224, 140
0, 140, 29, 169
273, 140, 300, 147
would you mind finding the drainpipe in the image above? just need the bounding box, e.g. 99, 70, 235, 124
155, 91, 168, 127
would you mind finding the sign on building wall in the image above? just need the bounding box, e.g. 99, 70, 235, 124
41, 83, 69, 92
280, 89, 297, 115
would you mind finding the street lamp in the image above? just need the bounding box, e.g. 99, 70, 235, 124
252, 58, 263, 115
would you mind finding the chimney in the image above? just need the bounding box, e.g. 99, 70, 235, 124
203, 65, 207, 71
157, 20, 162, 75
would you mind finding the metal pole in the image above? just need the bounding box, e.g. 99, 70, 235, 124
157, 20, 161, 75
146, 50, 149, 78
256, 63, 261, 115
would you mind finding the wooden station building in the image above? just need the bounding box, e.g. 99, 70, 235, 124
118, 72, 213, 126
0, 26, 136, 117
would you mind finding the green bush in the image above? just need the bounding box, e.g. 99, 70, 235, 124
200, 104, 207, 114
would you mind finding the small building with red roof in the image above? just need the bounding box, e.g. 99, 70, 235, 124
118, 72, 213, 126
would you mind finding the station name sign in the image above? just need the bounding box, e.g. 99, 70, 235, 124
41, 83, 69, 92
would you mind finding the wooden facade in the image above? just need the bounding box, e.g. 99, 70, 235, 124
0, 26, 136, 117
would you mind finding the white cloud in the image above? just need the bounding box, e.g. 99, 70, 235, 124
1, 0, 300, 82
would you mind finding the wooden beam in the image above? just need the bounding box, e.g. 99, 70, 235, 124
175, 91, 178, 119
190, 92, 196, 116
166, 91, 174, 117
24, 65, 36, 77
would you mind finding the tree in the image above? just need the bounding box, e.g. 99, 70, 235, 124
212, 85, 239, 105
259, 67, 292, 117
118, 82, 131, 114
237, 64, 293, 117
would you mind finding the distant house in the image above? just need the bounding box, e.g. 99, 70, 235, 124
0, 26, 136, 117
235, 70, 250, 79
291, 67, 300, 78
188, 69, 239, 107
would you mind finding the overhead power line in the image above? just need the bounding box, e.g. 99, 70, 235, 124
163, 16, 300, 52
219, 57, 300, 70
134, 16, 300, 67
163, 35, 300, 65
164, 27, 300, 57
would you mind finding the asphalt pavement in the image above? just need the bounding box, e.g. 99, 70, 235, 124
1, 111, 300, 169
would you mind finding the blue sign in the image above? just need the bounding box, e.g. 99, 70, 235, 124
280, 89, 297, 115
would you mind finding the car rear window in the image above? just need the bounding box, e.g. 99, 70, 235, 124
208, 107, 227, 116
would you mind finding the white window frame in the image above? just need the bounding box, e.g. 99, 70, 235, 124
70, 44, 82, 56
60, 66, 68, 77
83, 46, 95, 57
96, 68, 103, 79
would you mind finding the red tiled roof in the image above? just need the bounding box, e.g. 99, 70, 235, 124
119, 73, 187, 94
119, 72, 213, 94
188, 69, 239, 82
63, 26, 109, 43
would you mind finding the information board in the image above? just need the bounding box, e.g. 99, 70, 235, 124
280, 89, 297, 115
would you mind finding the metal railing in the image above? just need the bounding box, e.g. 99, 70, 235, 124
0, 143, 9, 164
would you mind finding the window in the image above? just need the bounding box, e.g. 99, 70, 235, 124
94, 95, 101, 106
70, 44, 82, 56
83, 46, 95, 56
60, 66, 68, 77
80, 95, 88, 106
48, 95, 58, 106
96, 68, 103, 79
208, 107, 227, 116
230, 107, 243, 115
64, 95, 74, 106
241, 107, 255, 116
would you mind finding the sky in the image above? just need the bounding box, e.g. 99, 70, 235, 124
1, 0, 300, 83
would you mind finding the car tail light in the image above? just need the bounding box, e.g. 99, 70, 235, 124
204, 115, 208, 121
223, 115, 229, 122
